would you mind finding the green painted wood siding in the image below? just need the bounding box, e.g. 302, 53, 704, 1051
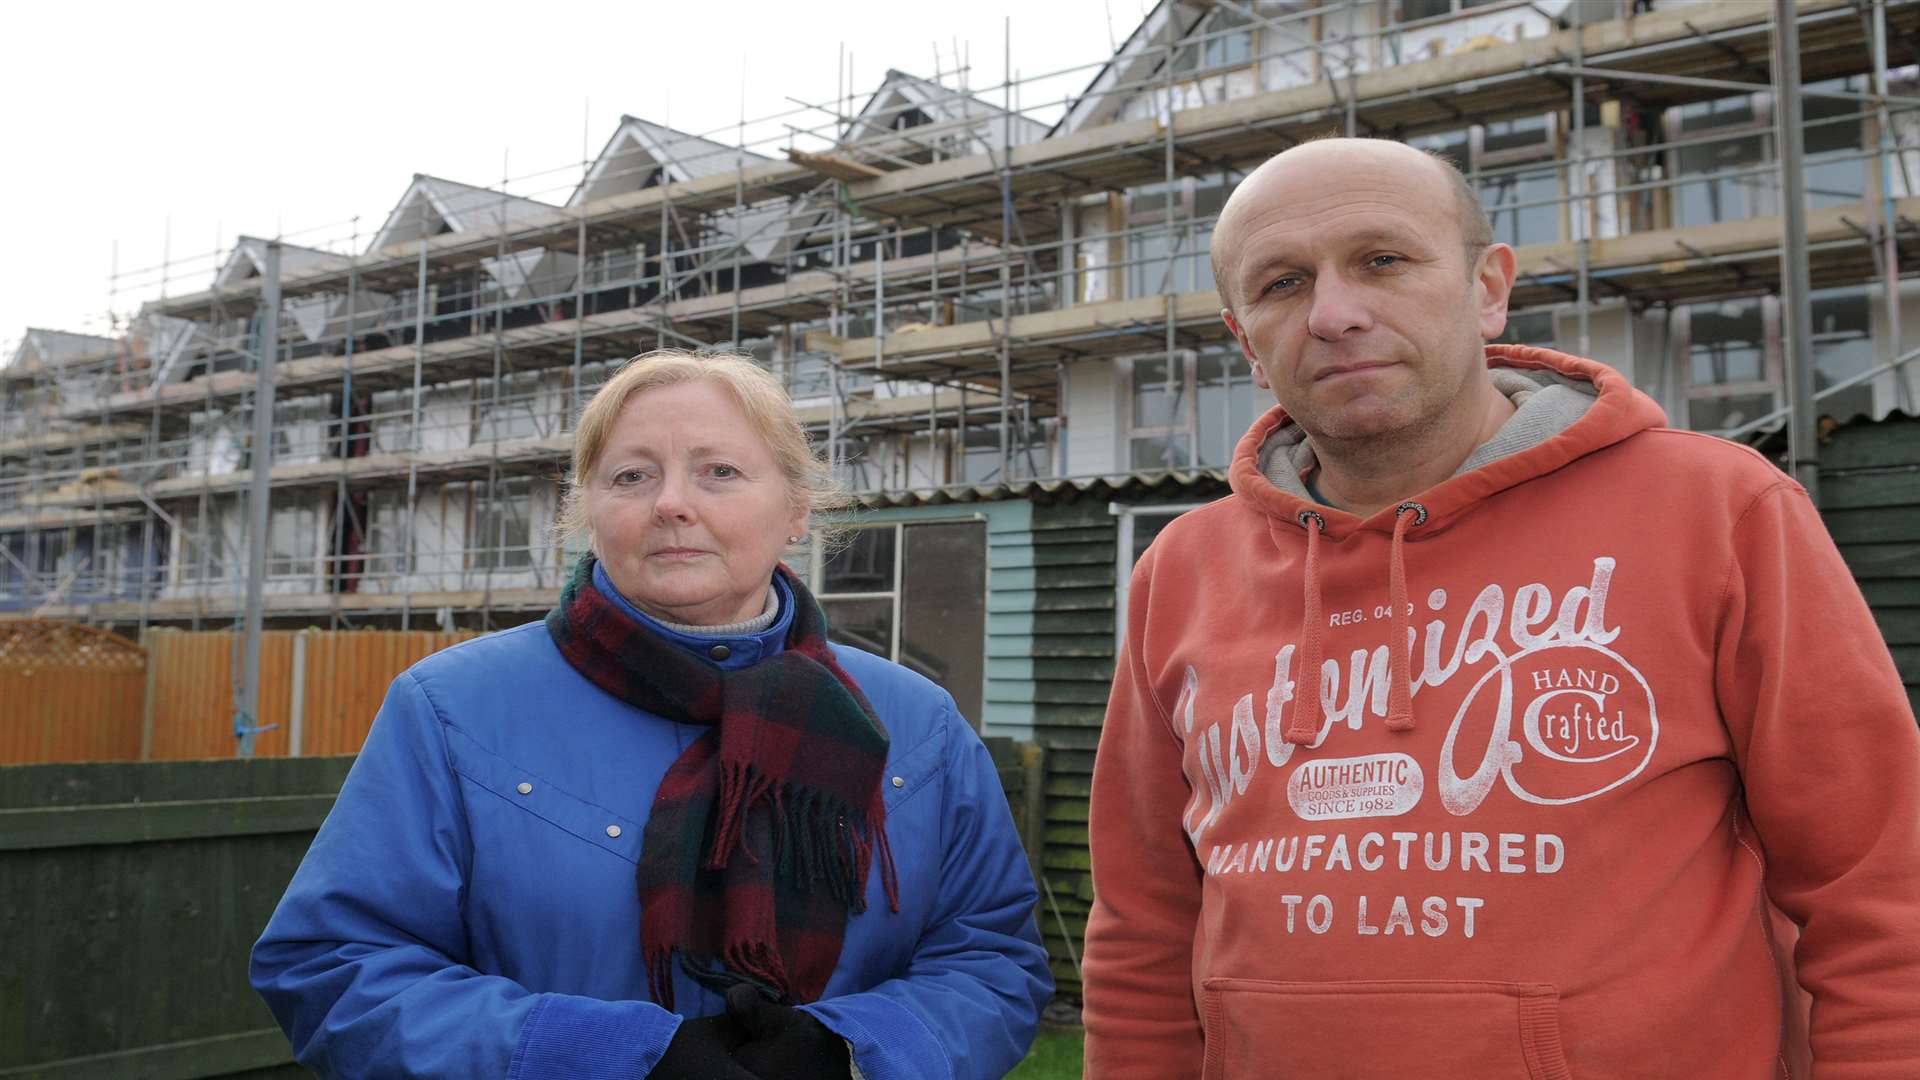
1821, 416, 1920, 719
1019, 500, 1118, 996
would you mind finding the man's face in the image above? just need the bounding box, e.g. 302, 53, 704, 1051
1218, 146, 1513, 444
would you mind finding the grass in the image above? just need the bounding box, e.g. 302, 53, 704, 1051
1007, 1024, 1084, 1080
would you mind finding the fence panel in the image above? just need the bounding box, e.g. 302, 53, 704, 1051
0, 622, 146, 765
141, 629, 479, 762
0, 756, 352, 1079
296, 630, 477, 756
143, 630, 295, 761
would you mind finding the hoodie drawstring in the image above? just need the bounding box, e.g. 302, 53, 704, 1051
1385, 501, 1427, 732
1285, 502, 1426, 746
1284, 511, 1326, 745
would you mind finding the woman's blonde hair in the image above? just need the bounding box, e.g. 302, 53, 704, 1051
555, 348, 847, 551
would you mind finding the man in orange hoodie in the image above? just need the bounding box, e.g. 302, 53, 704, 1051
1083, 137, 1920, 1078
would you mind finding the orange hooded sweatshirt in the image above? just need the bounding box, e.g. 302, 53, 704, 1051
1083, 346, 1920, 1079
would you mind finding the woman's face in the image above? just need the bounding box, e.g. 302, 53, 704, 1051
587, 380, 806, 626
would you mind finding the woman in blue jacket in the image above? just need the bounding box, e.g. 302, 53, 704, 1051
251, 349, 1052, 1080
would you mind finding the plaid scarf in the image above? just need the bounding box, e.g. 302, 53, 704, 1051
545, 555, 899, 1008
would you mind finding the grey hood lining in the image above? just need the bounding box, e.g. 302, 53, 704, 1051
1258, 367, 1599, 502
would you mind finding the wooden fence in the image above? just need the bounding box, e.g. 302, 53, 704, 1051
0, 627, 476, 765
0, 622, 146, 766
0, 755, 352, 1079
141, 629, 478, 761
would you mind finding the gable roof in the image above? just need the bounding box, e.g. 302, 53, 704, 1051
213, 236, 353, 289
5, 328, 118, 377
844, 69, 1048, 157
368, 174, 563, 253
569, 116, 770, 207
1053, 0, 1213, 136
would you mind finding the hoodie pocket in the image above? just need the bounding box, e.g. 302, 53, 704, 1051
1199, 978, 1572, 1080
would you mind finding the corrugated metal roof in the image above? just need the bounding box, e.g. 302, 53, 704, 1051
856, 468, 1229, 507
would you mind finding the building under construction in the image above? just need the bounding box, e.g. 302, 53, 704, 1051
5, 0, 1920, 988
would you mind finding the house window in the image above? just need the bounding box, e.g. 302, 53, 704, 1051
38, 529, 72, 579
959, 419, 1052, 485
585, 244, 646, 289
473, 371, 556, 443
812, 521, 988, 726
179, 503, 229, 584
1668, 95, 1774, 228
1173, 6, 1255, 75
787, 351, 836, 401
1676, 287, 1883, 434
1809, 285, 1877, 424
1127, 173, 1229, 299
1126, 346, 1261, 471
269, 503, 322, 582
1803, 77, 1869, 209
371, 390, 418, 454
0, 532, 26, 596
471, 478, 532, 571
272, 396, 332, 464
1475, 114, 1561, 248
1667, 78, 1868, 230
1680, 296, 1778, 433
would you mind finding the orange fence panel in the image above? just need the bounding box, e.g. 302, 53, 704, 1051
142, 629, 297, 761
20, 626, 484, 763
0, 621, 146, 764
294, 630, 479, 756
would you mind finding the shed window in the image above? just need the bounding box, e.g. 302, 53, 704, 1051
811, 520, 987, 727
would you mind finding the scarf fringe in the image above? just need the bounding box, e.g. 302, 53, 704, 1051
723, 939, 790, 998
707, 761, 899, 912
711, 761, 775, 869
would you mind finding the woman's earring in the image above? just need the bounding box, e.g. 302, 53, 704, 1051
787, 535, 802, 544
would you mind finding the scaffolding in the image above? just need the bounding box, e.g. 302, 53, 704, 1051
4, 0, 1920, 634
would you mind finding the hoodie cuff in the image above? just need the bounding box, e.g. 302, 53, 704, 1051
508, 994, 680, 1080
803, 994, 950, 1080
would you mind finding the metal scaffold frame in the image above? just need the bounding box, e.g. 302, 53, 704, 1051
4, 0, 1919, 634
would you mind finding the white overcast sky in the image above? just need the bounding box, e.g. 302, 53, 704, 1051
0, 0, 1142, 358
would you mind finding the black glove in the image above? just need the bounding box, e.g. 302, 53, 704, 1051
648, 1013, 758, 1080
725, 983, 853, 1080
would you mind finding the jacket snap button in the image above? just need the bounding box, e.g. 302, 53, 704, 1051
709, 644, 732, 661
891, 776, 905, 788
605, 824, 622, 838
516, 782, 532, 795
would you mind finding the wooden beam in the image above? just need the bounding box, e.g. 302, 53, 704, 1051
785, 149, 889, 182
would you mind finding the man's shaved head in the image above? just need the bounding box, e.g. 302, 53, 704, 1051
1211, 137, 1493, 310
1209, 132, 1519, 456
